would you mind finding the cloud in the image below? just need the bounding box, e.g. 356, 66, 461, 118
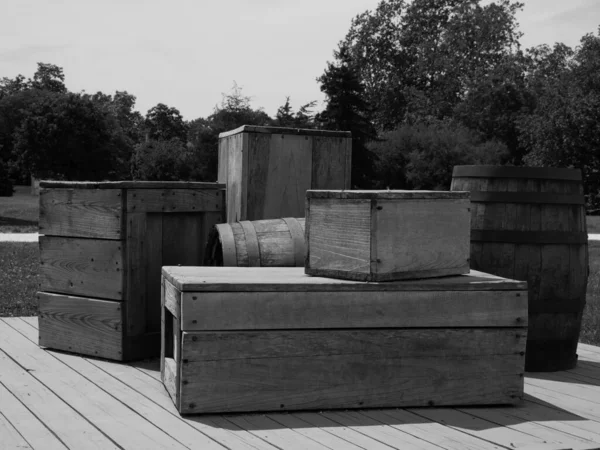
0, 45, 69, 64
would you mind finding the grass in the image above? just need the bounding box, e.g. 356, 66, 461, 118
0, 242, 39, 317
0, 185, 39, 233
581, 241, 600, 345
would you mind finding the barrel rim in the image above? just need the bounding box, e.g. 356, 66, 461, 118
452, 165, 582, 181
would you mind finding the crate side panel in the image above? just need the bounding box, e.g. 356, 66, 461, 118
126, 189, 224, 213
39, 236, 124, 301
38, 292, 123, 360
180, 289, 527, 331
307, 199, 371, 276
311, 136, 351, 190
374, 198, 471, 277
180, 328, 526, 414
39, 188, 123, 239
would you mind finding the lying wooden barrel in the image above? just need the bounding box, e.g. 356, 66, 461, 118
204, 218, 305, 267
451, 165, 588, 372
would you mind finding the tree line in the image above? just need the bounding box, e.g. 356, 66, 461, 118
1, 0, 599, 210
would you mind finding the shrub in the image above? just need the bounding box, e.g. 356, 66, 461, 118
130, 138, 194, 181
0, 162, 14, 196
370, 121, 509, 190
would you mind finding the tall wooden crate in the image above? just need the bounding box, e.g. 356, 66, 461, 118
37, 181, 225, 361
218, 125, 351, 222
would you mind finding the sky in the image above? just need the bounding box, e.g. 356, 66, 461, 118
1, 0, 599, 121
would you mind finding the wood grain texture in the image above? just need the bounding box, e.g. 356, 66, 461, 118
163, 278, 181, 319
126, 189, 224, 213
38, 292, 123, 360
39, 236, 124, 301
307, 190, 470, 200
311, 136, 352, 190
40, 181, 223, 189
125, 212, 146, 337
179, 290, 527, 331
144, 213, 163, 333
162, 357, 179, 410
162, 266, 527, 292
39, 188, 123, 239
218, 125, 351, 138
307, 198, 371, 275
222, 132, 245, 222
250, 133, 312, 220
179, 329, 526, 413
306, 196, 470, 281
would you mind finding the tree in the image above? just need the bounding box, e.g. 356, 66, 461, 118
317, 43, 378, 188
144, 103, 188, 142
11, 92, 124, 180
30, 63, 67, 93
274, 97, 317, 128
338, 0, 523, 129
131, 139, 193, 181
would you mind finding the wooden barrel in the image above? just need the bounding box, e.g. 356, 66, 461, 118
204, 218, 306, 267
451, 165, 588, 372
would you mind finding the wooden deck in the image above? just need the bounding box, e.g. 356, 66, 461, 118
2, 317, 600, 450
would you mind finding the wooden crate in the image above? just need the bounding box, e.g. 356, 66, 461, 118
218, 125, 351, 222
161, 266, 528, 415
305, 190, 471, 281
37, 181, 225, 361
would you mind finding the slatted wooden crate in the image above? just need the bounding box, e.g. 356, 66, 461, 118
38, 181, 225, 361
161, 266, 528, 415
218, 125, 351, 222
305, 190, 471, 281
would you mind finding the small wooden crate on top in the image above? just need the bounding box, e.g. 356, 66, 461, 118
38, 181, 225, 361
161, 266, 528, 415
305, 190, 471, 281
218, 125, 351, 222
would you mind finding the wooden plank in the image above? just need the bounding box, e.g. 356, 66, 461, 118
179, 328, 525, 414
40, 181, 224, 189
163, 278, 181, 318
162, 266, 527, 292
19, 316, 38, 329
264, 413, 366, 450
0, 320, 190, 450
0, 377, 66, 450
225, 414, 333, 450
525, 383, 600, 422
125, 212, 147, 337
307, 190, 470, 200
126, 189, 224, 213
291, 412, 402, 450
0, 328, 119, 449
39, 236, 124, 301
39, 188, 123, 239
219, 125, 351, 138
374, 198, 470, 279
226, 132, 244, 222
244, 132, 271, 221
162, 213, 204, 265
0, 411, 34, 449
162, 357, 179, 411
38, 292, 123, 360
145, 213, 163, 334
311, 136, 351, 190
323, 410, 444, 450
179, 290, 527, 331
306, 198, 372, 275
363, 408, 508, 450
410, 407, 552, 450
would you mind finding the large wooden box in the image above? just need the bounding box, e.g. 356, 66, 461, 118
37, 181, 225, 361
161, 267, 528, 415
218, 125, 351, 222
305, 190, 471, 281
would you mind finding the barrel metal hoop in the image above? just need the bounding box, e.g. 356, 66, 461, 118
470, 191, 585, 205
471, 230, 588, 245
282, 217, 306, 267
216, 223, 237, 266
453, 165, 582, 181
240, 221, 261, 267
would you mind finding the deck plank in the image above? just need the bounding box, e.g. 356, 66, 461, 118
0, 349, 118, 449
0, 319, 190, 450
10, 316, 279, 450
0, 411, 33, 450
0, 383, 66, 450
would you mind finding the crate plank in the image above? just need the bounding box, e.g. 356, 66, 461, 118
40, 188, 123, 239
39, 236, 124, 301
163, 357, 179, 410
311, 135, 352, 190
179, 329, 525, 414
38, 292, 123, 360
125, 212, 147, 337
179, 290, 527, 331
126, 189, 224, 213
163, 266, 527, 292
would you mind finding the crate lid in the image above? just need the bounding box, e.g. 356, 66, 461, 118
39, 181, 225, 189
306, 190, 470, 200
219, 125, 352, 139
162, 267, 525, 292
